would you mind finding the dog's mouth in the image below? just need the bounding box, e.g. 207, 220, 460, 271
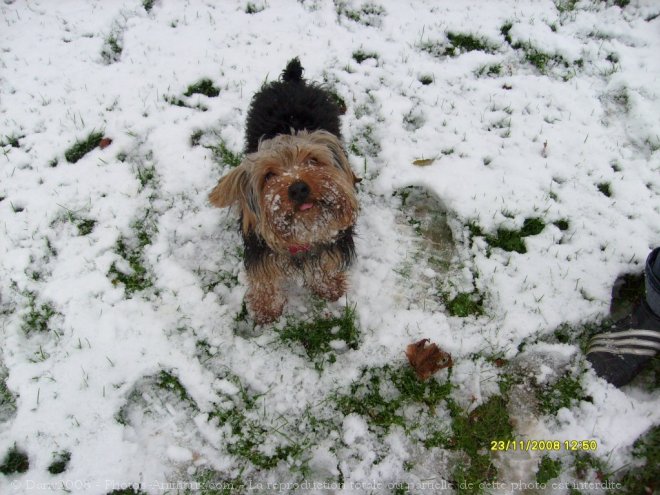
298, 202, 314, 212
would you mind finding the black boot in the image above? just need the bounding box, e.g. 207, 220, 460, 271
587, 300, 660, 387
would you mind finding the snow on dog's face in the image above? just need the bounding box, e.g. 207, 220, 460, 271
209, 130, 359, 253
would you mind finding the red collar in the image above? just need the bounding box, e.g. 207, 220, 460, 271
288, 244, 311, 255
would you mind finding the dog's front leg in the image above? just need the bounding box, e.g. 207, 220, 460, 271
303, 253, 348, 302
246, 267, 287, 325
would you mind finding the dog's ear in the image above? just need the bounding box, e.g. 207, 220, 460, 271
209, 165, 249, 208
307, 130, 359, 183
209, 163, 259, 234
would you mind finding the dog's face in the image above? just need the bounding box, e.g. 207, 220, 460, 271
209, 130, 359, 253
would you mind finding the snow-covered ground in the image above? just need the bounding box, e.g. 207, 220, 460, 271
1, 0, 659, 493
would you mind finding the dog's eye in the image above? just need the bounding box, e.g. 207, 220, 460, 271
307, 157, 320, 166
264, 171, 276, 182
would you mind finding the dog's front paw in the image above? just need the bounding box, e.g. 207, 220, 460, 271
306, 271, 347, 302
247, 286, 286, 325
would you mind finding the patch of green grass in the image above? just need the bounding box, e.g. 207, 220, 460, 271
619, 425, 659, 494
446, 32, 496, 56
22, 291, 57, 334
444, 292, 483, 317
136, 164, 157, 190
486, 228, 527, 253
537, 373, 590, 415
156, 370, 195, 405
143, 0, 156, 12
48, 451, 71, 475
476, 64, 502, 77
106, 489, 148, 495
572, 452, 608, 481
329, 90, 347, 114
279, 304, 359, 369
597, 182, 612, 197
608, 0, 630, 7
209, 392, 308, 470
245, 2, 265, 14
537, 455, 562, 483
521, 46, 570, 74
553, 219, 569, 231
0, 133, 23, 148
184, 470, 246, 495
483, 217, 546, 254
555, 0, 579, 13
61, 208, 97, 236
340, 2, 385, 27
77, 218, 97, 236
108, 218, 156, 296
0, 445, 29, 475
352, 49, 379, 63
190, 129, 204, 146
336, 365, 452, 433
520, 217, 545, 236
421, 32, 496, 58
208, 141, 243, 169
101, 34, 123, 64
0, 370, 16, 418
501, 22, 514, 45
418, 74, 434, 85
349, 124, 380, 157
184, 79, 220, 98
448, 396, 513, 492
65, 131, 104, 163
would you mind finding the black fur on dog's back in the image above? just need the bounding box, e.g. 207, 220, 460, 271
244, 58, 342, 153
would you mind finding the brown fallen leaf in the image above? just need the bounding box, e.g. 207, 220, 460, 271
99, 137, 113, 149
412, 157, 435, 167
405, 338, 453, 381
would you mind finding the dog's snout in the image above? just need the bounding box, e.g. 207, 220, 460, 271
288, 181, 311, 203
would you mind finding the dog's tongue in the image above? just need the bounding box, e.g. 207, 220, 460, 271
299, 202, 314, 211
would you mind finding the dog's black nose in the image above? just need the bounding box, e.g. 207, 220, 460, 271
288, 181, 311, 203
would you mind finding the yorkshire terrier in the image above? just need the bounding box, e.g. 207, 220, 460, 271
209, 59, 360, 324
